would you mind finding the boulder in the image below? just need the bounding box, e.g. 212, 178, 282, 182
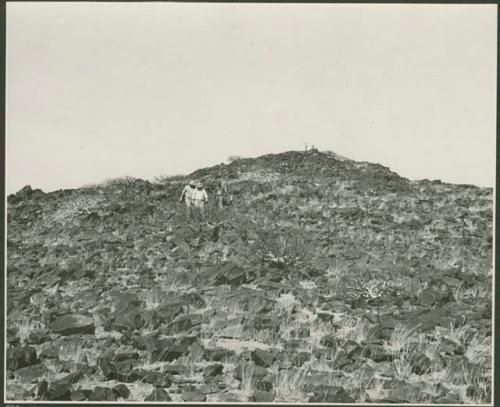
155, 302, 185, 323
163, 364, 189, 375
309, 385, 354, 403
251, 348, 274, 368
219, 323, 244, 339
320, 334, 336, 349
253, 390, 276, 402
411, 353, 432, 375
14, 362, 48, 383
49, 314, 95, 336
212, 262, 248, 286
203, 363, 224, 378
144, 388, 172, 401
291, 352, 310, 367
88, 386, 117, 401
135, 370, 172, 387
113, 384, 130, 399
70, 390, 87, 401
47, 382, 72, 400
182, 389, 207, 401
204, 347, 236, 361
7, 345, 38, 370
234, 362, 269, 381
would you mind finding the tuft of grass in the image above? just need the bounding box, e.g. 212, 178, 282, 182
16, 319, 44, 346
392, 345, 413, 380
139, 288, 162, 311
273, 365, 311, 403
383, 323, 419, 353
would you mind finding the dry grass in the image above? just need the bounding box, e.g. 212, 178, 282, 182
273, 365, 311, 402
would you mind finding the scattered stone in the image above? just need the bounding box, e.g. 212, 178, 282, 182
253, 390, 276, 402
88, 386, 117, 401
14, 363, 48, 383
163, 364, 188, 375
256, 377, 274, 392
112, 383, 130, 399
234, 362, 269, 381
70, 389, 87, 401
309, 385, 354, 403
291, 352, 310, 367
251, 348, 274, 368
144, 388, 172, 401
47, 382, 72, 400
49, 314, 95, 336
182, 389, 207, 401
411, 353, 432, 375
219, 323, 244, 339
135, 370, 172, 387
320, 334, 336, 349
203, 363, 224, 378
7, 345, 38, 370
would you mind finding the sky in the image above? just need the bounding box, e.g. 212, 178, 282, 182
6, 3, 497, 193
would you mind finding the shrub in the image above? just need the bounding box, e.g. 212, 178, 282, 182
228, 155, 244, 164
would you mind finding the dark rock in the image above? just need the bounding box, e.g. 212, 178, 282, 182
70, 390, 87, 401
219, 323, 244, 339
367, 325, 384, 340
256, 377, 274, 392
35, 380, 48, 400
290, 326, 310, 338
98, 356, 119, 380
14, 362, 48, 383
309, 385, 354, 403
113, 383, 130, 399
234, 362, 269, 381
204, 347, 236, 361
163, 364, 189, 375
418, 288, 441, 306
384, 383, 421, 403
155, 302, 185, 323
378, 314, 396, 330
182, 389, 207, 401
49, 314, 95, 336
365, 345, 395, 362
47, 382, 72, 400
182, 292, 206, 308
320, 334, 336, 349
25, 330, 51, 345
411, 353, 431, 375
136, 370, 172, 387
166, 314, 200, 334
7, 345, 38, 370
253, 390, 275, 402
88, 386, 117, 401
292, 352, 310, 367
144, 388, 172, 401
203, 363, 224, 378
212, 262, 248, 286
343, 339, 361, 358
251, 348, 274, 368
114, 308, 145, 332
114, 358, 139, 371
112, 349, 139, 362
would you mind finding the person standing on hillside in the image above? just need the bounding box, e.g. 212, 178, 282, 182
180, 180, 196, 215
191, 181, 209, 222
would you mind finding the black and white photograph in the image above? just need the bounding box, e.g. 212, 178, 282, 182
4, 2, 496, 404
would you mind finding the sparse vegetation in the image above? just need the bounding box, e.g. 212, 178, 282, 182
6, 150, 492, 402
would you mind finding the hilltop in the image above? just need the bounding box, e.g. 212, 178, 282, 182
6, 150, 493, 403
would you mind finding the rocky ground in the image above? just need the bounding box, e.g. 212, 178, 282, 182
6, 150, 493, 403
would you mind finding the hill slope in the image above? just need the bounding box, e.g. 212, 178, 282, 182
6, 150, 493, 403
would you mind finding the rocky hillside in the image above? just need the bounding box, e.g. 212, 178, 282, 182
6, 150, 493, 403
